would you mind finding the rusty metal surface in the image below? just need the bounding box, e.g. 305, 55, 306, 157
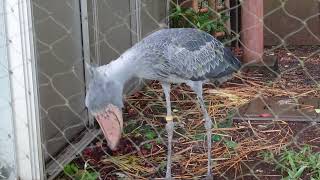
234, 97, 320, 122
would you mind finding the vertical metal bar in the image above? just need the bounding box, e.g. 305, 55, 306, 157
166, 0, 170, 27
80, 0, 94, 127
92, 0, 100, 65
236, 0, 239, 48
130, 0, 141, 44
137, 0, 142, 41
130, 0, 137, 44
80, 0, 91, 66
138, 0, 141, 41
5, 0, 44, 179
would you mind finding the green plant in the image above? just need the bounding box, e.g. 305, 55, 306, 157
144, 127, 157, 140
141, 125, 158, 149
63, 163, 99, 180
224, 140, 237, 149
193, 133, 221, 142
169, 5, 229, 35
217, 110, 235, 128
260, 145, 320, 180
125, 122, 159, 149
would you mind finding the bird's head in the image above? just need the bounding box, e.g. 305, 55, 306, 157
85, 64, 124, 150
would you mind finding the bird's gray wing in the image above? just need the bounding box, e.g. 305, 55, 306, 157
135, 29, 240, 81
158, 30, 230, 81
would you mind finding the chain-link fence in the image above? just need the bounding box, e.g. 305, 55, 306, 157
1, 0, 320, 179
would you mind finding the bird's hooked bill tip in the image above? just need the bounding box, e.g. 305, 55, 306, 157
95, 104, 123, 150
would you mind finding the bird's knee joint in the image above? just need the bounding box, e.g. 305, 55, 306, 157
165, 115, 173, 122
205, 120, 212, 130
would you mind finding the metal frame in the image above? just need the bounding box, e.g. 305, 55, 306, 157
0, 0, 16, 178
166, 0, 170, 27
92, 0, 101, 65
80, 0, 94, 127
46, 129, 101, 179
44, 1, 101, 179
130, 0, 142, 44
5, 0, 44, 179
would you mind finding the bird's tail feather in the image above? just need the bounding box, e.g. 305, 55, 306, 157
223, 47, 241, 71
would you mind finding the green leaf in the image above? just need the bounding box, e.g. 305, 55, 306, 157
293, 166, 307, 179
80, 171, 99, 180
176, 5, 181, 12
63, 163, 78, 176
185, 8, 194, 15
196, 22, 201, 28
315, 108, 320, 113
156, 138, 162, 144
212, 134, 222, 142
193, 134, 222, 142
145, 130, 156, 140
144, 143, 152, 150
288, 153, 297, 171
224, 140, 237, 149
206, 24, 212, 32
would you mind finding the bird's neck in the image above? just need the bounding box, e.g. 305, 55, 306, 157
98, 54, 137, 85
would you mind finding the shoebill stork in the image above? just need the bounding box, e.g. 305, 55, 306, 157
85, 28, 241, 179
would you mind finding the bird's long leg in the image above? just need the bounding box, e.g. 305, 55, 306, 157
197, 94, 213, 180
187, 81, 213, 180
161, 82, 174, 180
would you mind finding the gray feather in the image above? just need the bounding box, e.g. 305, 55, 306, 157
125, 28, 241, 82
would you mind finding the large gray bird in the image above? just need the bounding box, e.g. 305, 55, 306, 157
85, 28, 241, 179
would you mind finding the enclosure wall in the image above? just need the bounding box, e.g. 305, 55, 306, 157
32, 0, 87, 165
87, 0, 168, 94
264, 0, 320, 45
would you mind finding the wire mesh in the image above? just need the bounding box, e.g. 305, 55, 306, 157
0, 0, 320, 179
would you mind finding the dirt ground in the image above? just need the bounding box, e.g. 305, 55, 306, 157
57, 46, 320, 180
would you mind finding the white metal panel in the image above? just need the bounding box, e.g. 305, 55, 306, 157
0, 0, 16, 179
5, 0, 44, 179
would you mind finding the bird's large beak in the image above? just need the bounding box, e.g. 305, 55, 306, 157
95, 104, 123, 150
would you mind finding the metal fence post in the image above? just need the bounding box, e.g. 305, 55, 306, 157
5, 0, 44, 179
